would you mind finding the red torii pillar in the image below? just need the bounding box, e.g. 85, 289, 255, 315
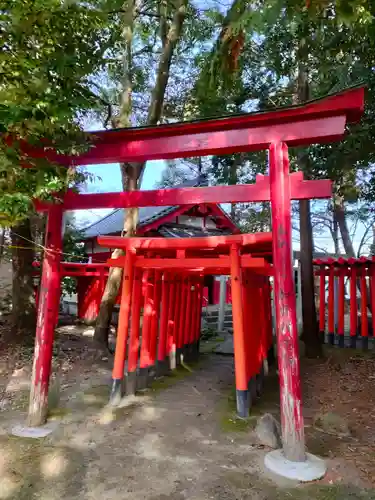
28, 204, 63, 427
265, 142, 326, 481
270, 143, 304, 460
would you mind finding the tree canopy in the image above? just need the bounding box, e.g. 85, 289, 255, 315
2, 0, 375, 346
0, 0, 110, 225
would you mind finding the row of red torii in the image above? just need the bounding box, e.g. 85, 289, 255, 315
26, 87, 364, 481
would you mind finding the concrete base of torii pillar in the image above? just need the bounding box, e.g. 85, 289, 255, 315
265, 450, 327, 482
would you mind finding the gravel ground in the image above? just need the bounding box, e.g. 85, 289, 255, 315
0, 328, 374, 500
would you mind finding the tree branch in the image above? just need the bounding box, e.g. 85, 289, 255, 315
357, 221, 375, 257
138, 9, 172, 21
133, 45, 155, 57
146, 0, 187, 126
158, 0, 169, 47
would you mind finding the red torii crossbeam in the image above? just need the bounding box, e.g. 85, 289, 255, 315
35, 172, 331, 211
26, 86, 364, 481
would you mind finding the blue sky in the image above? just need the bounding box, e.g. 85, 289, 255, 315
71, 161, 370, 256
83, 161, 165, 193
72, 160, 166, 227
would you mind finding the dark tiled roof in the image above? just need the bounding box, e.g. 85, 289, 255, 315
82, 176, 209, 239
158, 224, 231, 239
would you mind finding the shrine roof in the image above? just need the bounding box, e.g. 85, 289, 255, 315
158, 224, 231, 239
98, 232, 272, 253
81, 175, 236, 239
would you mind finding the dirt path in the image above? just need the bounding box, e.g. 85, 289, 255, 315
0, 335, 375, 499
0, 356, 269, 500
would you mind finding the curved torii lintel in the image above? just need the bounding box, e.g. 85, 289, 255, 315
22, 86, 365, 166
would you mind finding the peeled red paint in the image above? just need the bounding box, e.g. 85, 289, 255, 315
270, 142, 306, 463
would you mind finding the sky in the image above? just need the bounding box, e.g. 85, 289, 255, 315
72, 160, 166, 228
72, 80, 368, 256
69, 94, 373, 255
71, 161, 369, 256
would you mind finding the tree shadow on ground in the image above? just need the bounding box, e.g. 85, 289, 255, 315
0, 435, 89, 500
214, 470, 375, 500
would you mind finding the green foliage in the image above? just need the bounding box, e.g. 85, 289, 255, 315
238, 203, 271, 233
61, 214, 87, 296
0, 0, 109, 137
252, 4, 375, 201
194, 0, 375, 224
0, 0, 110, 224
182, 0, 375, 245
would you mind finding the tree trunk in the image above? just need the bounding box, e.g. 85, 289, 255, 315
333, 200, 355, 257
334, 198, 372, 314
295, 32, 322, 358
299, 199, 322, 357
0, 228, 5, 263
93, 168, 139, 348
9, 219, 36, 343
333, 212, 339, 255
93, 0, 187, 352
146, 1, 187, 127
230, 157, 238, 222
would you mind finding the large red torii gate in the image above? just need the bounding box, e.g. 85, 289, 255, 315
26, 86, 364, 480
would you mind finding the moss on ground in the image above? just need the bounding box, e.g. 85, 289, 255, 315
272, 484, 375, 499
150, 359, 203, 392
200, 339, 222, 353
218, 386, 256, 432
45, 358, 205, 419
220, 412, 258, 432
224, 470, 375, 499
47, 407, 72, 419
81, 384, 110, 407
218, 371, 280, 433
47, 384, 111, 417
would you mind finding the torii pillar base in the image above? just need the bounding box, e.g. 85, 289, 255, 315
265, 450, 326, 482
267, 142, 327, 482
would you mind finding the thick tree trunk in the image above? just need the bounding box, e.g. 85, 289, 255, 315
93, 248, 125, 348
9, 219, 36, 343
295, 38, 322, 357
93, 169, 139, 348
299, 200, 322, 357
93, 0, 187, 351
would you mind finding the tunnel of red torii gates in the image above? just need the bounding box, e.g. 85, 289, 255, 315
24, 85, 364, 477
32, 183, 240, 322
